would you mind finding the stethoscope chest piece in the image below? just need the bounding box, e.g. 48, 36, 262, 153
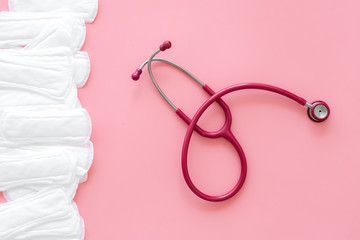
308, 101, 330, 122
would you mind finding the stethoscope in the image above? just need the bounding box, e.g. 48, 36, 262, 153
132, 41, 330, 202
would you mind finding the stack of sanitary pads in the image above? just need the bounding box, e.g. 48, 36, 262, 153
0, 0, 97, 239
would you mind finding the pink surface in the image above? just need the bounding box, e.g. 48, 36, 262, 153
1, 0, 360, 239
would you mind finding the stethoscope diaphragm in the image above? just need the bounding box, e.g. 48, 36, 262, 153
308, 101, 330, 122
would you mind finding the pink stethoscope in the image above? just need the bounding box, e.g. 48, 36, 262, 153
132, 41, 330, 202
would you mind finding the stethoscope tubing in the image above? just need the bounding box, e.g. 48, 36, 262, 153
181, 83, 309, 202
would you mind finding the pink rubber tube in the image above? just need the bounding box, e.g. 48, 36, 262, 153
181, 83, 307, 202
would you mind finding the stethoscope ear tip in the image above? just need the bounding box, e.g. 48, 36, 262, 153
159, 40, 172, 51
132, 68, 142, 81
308, 101, 330, 122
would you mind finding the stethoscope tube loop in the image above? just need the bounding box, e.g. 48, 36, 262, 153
181, 83, 312, 202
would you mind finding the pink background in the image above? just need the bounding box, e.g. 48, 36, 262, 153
1, 0, 360, 239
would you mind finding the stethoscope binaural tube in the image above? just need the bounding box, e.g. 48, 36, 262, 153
132, 40, 330, 202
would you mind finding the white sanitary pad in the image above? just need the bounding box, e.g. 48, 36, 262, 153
0, 189, 84, 240
0, 108, 92, 147
9, 0, 98, 23
0, 11, 86, 50
0, 48, 90, 109
0, 143, 93, 201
